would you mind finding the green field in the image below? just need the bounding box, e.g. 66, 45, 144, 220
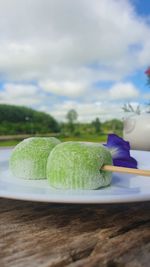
0, 134, 107, 147
61, 135, 107, 143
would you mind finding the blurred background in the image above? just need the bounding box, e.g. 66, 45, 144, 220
0, 0, 150, 147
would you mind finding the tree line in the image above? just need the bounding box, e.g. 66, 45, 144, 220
0, 104, 59, 135
0, 104, 123, 136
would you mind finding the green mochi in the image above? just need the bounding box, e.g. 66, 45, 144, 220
10, 137, 61, 179
47, 141, 112, 189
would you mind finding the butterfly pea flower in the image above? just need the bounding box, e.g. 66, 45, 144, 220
104, 134, 138, 169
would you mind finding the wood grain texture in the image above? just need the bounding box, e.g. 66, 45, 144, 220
0, 198, 149, 267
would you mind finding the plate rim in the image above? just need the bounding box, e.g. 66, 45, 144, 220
0, 189, 150, 203
0, 149, 150, 204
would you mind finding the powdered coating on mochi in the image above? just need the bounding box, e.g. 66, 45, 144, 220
10, 137, 61, 179
47, 141, 112, 190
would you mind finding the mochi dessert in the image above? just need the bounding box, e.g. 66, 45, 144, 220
47, 141, 112, 189
10, 137, 61, 179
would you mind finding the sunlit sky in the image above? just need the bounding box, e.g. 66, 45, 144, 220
0, 0, 150, 122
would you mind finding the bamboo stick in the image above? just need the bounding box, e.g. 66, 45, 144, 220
102, 165, 150, 177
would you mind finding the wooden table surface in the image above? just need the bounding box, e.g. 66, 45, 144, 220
0, 198, 150, 267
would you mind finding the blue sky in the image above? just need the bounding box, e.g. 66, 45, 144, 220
0, 0, 150, 122
133, 0, 150, 17
130, 0, 150, 95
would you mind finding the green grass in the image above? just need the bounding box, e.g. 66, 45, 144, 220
0, 140, 20, 147
60, 135, 107, 143
0, 135, 107, 147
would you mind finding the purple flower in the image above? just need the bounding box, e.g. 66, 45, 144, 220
104, 134, 138, 168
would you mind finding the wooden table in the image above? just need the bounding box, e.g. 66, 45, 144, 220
0, 198, 149, 267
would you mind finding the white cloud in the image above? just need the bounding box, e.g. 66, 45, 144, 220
78, 82, 140, 102
0, 81, 141, 121
41, 100, 124, 122
39, 80, 88, 97
38, 81, 141, 121
2, 84, 38, 97
109, 83, 139, 100
0, 0, 149, 83
0, 84, 41, 106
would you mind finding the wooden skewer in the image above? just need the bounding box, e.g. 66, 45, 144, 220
102, 165, 150, 177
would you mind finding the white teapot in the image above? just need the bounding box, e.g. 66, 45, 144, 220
123, 113, 150, 151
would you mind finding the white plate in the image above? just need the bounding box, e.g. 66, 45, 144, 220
0, 148, 150, 203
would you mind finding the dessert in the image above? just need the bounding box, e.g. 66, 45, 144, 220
47, 141, 112, 189
10, 137, 61, 179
